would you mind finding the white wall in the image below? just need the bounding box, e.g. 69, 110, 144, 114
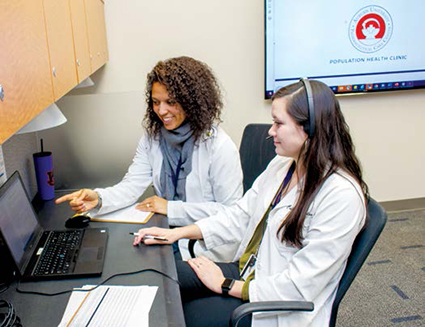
40, 0, 425, 201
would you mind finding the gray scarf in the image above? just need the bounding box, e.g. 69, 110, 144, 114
159, 122, 195, 201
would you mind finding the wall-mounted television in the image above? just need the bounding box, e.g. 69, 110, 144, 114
265, 1, 425, 99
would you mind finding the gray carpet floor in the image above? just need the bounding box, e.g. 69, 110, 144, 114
337, 209, 425, 326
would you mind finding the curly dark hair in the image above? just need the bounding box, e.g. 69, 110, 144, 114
143, 56, 223, 141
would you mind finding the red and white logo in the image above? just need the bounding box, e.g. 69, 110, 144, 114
349, 6, 393, 53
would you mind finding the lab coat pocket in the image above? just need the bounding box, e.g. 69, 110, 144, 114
274, 212, 312, 256
270, 225, 298, 260
300, 212, 314, 239
275, 239, 298, 257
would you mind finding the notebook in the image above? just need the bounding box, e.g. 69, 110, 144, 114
0, 171, 108, 281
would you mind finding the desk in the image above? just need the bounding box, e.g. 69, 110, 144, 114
1, 193, 186, 327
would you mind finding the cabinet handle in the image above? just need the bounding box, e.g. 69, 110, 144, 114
0, 84, 4, 101
52, 67, 57, 77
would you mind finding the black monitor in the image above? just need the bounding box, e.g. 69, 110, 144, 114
265, 1, 425, 98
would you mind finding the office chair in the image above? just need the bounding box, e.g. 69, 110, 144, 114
239, 124, 275, 193
188, 124, 275, 258
230, 197, 387, 327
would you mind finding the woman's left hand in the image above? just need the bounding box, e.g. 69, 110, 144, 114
136, 196, 168, 215
188, 256, 225, 294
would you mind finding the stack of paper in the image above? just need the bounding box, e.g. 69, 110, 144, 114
58, 285, 158, 327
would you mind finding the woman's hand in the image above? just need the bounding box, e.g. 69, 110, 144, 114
136, 196, 168, 215
55, 189, 98, 213
132, 226, 178, 246
188, 256, 225, 294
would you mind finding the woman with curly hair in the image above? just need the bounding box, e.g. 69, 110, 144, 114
56, 56, 243, 261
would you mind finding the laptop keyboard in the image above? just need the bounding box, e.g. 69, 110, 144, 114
33, 230, 84, 276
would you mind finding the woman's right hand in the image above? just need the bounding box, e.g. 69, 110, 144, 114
133, 224, 203, 246
55, 189, 99, 213
132, 226, 179, 246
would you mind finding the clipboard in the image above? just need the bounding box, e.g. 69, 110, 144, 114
89, 204, 154, 224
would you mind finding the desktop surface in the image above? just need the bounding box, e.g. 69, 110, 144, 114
1, 192, 185, 327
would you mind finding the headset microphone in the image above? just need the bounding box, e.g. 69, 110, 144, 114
300, 78, 315, 138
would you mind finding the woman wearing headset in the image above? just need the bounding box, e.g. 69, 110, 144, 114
134, 79, 369, 327
56, 56, 243, 261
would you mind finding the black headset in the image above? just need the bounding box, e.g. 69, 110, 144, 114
300, 78, 315, 138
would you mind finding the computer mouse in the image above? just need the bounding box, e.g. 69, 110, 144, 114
65, 214, 91, 228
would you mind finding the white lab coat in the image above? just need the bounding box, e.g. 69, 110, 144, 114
95, 126, 243, 261
196, 156, 366, 327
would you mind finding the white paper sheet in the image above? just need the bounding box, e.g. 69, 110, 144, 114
58, 285, 158, 327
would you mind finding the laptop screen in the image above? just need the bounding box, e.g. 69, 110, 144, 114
0, 172, 42, 272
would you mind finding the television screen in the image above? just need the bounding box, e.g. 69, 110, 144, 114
265, 0, 425, 98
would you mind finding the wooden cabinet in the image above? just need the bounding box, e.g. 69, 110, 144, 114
69, 0, 92, 83
85, 0, 109, 73
0, 0, 108, 145
0, 0, 54, 145
44, 0, 78, 100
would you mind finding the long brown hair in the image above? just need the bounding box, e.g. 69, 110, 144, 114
144, 56, 223, 141
272, 80, 369, 248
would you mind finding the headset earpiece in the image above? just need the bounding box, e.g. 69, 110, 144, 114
300, 78, 315, 138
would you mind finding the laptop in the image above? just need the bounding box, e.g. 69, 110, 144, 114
0, 171, 108, 281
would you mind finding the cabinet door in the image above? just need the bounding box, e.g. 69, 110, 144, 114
43, 0, 78, 100
69, 0, 91, 83
98, 0, 109, 63
0, 0, 54, 145
85, 0, 108, 73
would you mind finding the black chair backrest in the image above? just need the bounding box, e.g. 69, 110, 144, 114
329, 197, 387, 327
239, 124, 276, 193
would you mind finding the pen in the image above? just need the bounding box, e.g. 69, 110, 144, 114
266, 135, 272, 140
129, 233, 168, 241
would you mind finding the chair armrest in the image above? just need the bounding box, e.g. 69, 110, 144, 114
230, 301, 314, 327
188, 239, 197, 258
